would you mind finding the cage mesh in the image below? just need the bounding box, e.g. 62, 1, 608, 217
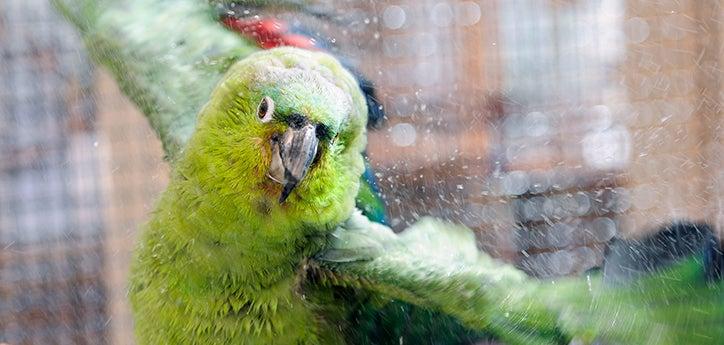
0, 0, 107, 344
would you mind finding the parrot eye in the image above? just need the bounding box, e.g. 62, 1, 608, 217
257, 96, 274, 123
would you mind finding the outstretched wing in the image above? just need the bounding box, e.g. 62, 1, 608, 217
54, 0, 383, 159
314, 213, 724, 345
54, 0, 260, 160
314, 211, 568, 345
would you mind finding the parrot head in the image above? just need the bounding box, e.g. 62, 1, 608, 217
178, 48, 369, 227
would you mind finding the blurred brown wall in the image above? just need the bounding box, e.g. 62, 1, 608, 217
621, 0, 722, 236
96, 71, 168, 345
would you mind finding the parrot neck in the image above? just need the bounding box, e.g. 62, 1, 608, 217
155, 170, 342, 288
152, 134, 361, 289
133, 173, 341, 342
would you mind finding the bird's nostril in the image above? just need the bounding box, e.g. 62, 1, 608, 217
288, 113, 306, 129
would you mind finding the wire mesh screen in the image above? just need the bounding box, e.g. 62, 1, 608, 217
363, 0, 722, 277
0, 0, 107, 343
1, 0, 721, 344
370, 1, 629, 267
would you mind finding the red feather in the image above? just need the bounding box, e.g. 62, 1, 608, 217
222, 17, 318, 50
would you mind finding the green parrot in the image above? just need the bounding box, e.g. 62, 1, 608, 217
53, 0, 722, 344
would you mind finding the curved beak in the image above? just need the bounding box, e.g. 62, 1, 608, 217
269, 124, 319, 203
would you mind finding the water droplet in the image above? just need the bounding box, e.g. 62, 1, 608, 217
456, 2, 481, 26
501, 171, 529, 195
390, 123, 417, 147
586, 274, 592, 292
431, 2, 454, 27
524, 111, 550, 137
591, 217, 616, 242
582, 126, 631, 169
625, 17, 649, 43
383, 5, 406, 30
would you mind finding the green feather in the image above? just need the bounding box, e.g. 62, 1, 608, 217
318, 212, 723, 344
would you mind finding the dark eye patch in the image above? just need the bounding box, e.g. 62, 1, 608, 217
315, 124, 333, 141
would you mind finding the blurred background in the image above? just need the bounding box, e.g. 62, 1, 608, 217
0, 0, 721, 344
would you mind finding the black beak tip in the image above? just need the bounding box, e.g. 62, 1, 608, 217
279, 181, 297, 204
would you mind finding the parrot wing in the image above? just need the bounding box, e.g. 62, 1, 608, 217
53, 0, 382, 158
355, 159, 387, 224
52, 0, 334, 161
314, 211, 569, 345
314, 211, 724, 345
54, 0, 258, 160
